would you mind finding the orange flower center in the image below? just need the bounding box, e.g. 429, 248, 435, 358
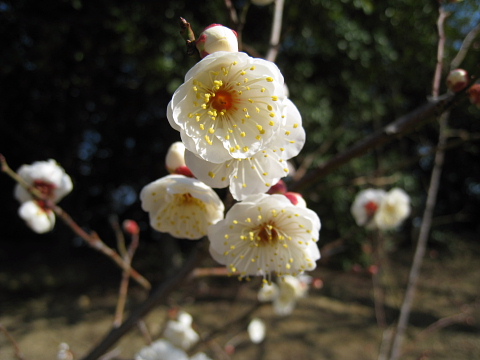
211, 90, 234, 111
364, 201, 379, 216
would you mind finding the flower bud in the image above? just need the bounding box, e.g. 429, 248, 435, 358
284, 192, 307, 207
122, 219, 139, 235
165, 142, 193, 177
468, 83, 480, 108
268, 179, 287, 194
196, 24, 238, 59
446, 69, 469, 93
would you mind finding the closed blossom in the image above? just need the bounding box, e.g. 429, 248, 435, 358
167, 51, 287, 162
140, 175, 224, 240
208, 194, 320, 279
18, 200, 56, 234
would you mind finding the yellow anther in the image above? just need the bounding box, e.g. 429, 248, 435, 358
266, 77, 274, 82
272, 96, 278, 101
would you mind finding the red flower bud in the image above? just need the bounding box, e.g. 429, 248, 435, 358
446, 69, 469, 93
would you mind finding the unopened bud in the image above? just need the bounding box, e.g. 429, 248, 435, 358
196, 24, 238, 59
284, 192, 307, 207
123, 219, 139, 235
468, 83, 480, 108
251, 0, 275, 5
268, 179, 287, 194
166, 142, 194, 177
446, 69, 469, 92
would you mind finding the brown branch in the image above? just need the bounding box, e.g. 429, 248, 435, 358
52, 205, 151, 291
79, 243, 205, 360
290, 91, 460, 192
450, 22, 480, 70
388, 6, 450, 360
265, 0, 285, 62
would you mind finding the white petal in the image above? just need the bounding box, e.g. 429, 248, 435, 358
18, 200, 55, 234
247, 318, 266, 344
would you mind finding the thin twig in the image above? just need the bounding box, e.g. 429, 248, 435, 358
0, 324, 26, 360
53, 205, 151, 290
387, 7, 450, 360
113, 219, 141, 327
80, 243, 206, 360
266, 0, 285, 62
450, 22, 480, 70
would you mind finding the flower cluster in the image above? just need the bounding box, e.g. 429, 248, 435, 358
140, 23, 321, 280
350, 188, 411, 230
167, 48, 305, 200
14, 159, 73, 233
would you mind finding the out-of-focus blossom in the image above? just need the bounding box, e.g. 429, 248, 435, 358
350, 189, 386, 229
135, 339, 212, 360
374, 188, 411, 230
258, 275, 311, 316
446, 69, 469, 93
57, 342, 74, 360
18, 200, 56, 234
140, 175, 224, 240
247, 318, 266, 344
167, 51, 287, 163
273, 275, 309, 316
185, 99, 305, 200
135, 340, 187, 360
257, 282, 279, 302
196, 24, 238, 58
163, 311, 200, 351
208, 194, 321, 279
14, 159, 73, 204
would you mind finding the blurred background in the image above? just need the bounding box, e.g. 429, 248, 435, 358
0, 0, 479, 338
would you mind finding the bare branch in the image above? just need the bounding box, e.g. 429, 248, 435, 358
266, 0, 285, 62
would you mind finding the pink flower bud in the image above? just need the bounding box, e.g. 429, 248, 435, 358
468, 83, 480, 108
446, 69, 469, 93
196, 24, 238, 59
284, 192, 307, 207
268, 179, 287, 194
122, 219, 139, 235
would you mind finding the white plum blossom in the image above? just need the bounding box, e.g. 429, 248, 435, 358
167, 51, 288, 163
208, 194, 321, 279
184, 99, 305, 200
140, 175, 224, 240
163, 311, 200, 351
273, 275, 310, 316
18, 200, 56, 234
135, 339, 211, 360
350, 188, 386, 229
374, 188, 411, 230
196, 24, 238, 58
247, 318, 266, 344
14, 159, 73, 204
13, 159, 72, 233
258, 275, 311, 316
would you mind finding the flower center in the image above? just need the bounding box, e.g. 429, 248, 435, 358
211, 89, 234, 111
256, 222, 280, 246
33, 180, 56, 199
364, 201, 379, 217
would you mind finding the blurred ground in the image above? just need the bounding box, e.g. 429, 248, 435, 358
0, 239, 479, 360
